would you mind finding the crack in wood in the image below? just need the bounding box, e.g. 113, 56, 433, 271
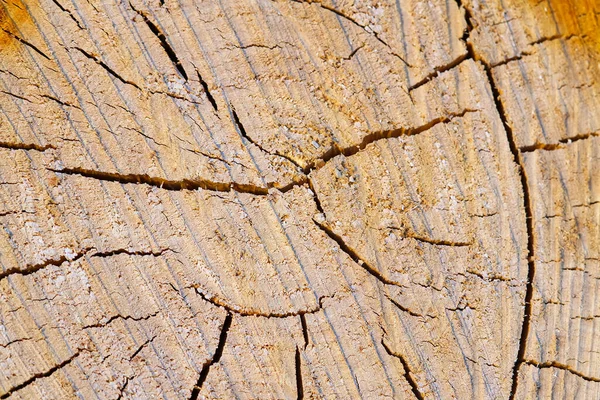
194, 287, 322, 318
381, 339, 424, 400
189, 313, 232, 400
295, 345, 304, 400
73, 46, 142, 90
130, 3, 188, 80
48, 167, 270, 195
523, 360, 600, 382
0, 352, 80, 398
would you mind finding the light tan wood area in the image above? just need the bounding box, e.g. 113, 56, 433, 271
0, 0, 598, 398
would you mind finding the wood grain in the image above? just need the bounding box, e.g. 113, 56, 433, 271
0, 0, 597, 398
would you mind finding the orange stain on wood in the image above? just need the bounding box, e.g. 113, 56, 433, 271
0, 0, 36, 51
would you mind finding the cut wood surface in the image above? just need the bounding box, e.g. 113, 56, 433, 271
0, 0, 597, 398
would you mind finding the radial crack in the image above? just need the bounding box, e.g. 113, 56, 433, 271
0, 352, 80, 398
189, 313, 233, 400
381, 340, 424, 400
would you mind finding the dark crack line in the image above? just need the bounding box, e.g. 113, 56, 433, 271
296, 108, 479, 177
189, 313, 232, 400
486, 53, 536, 400
83, 310, 160, 329
312, 218, 405, 288
1, 29, 51, 60
295, 346, 304, 400
559, 131, 599, 145
381, 340, 424, 400
385, 294, 435, 320
48, 167, 269, 195
0, 352, 79, 398
130, 3, 188, 80
408, 53, 469, 91
231, 107, 305, 171
50, 109, 475, 196
50, 0, 84, 30
455, 2, 536, 398
195, 69, 218, 111
523, 360, 600, 382
520, 142, 563, 153
194, 287, 321, 318
0, 249, 90, 283
0, 141, 55, 152
300, 314, 309, 348
0, 248, 170, 283
129, 336, 156, 360
73, 47, 142, 90
289, 0, 410, 66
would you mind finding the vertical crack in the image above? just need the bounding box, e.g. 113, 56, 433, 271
189, 313, 232, 400
478, 45, 535, 400
455, 1, 536, 397
300, 314, 309, 349
295, 345, 304, 400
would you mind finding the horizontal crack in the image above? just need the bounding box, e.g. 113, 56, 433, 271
49, 167, 269, 195
301, 109, 479, 174
523, 360, 600, 382
0, 141, 55, 152
0, 248, 170, 283
83, 311, 160, 330
520, 142, 563, 152
193, 287, 322, 318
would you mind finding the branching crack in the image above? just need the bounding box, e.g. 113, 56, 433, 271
0, 352, 80, 398
381, 340, 424, 400
454, 4, 536, 398
453, 3, 536, 396
189, 313, 232, 400
289, 0, 409, 66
